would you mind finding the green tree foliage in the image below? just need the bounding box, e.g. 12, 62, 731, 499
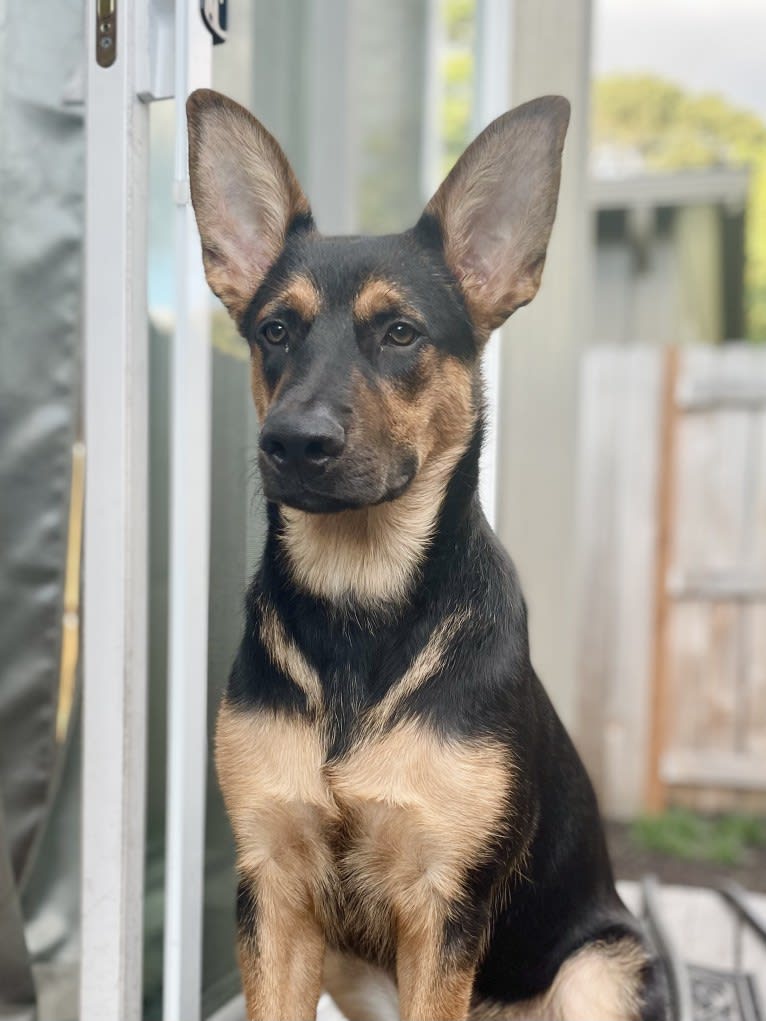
594, 75, 766, 340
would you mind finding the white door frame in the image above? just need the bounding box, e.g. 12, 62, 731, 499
81, 0, 151, 1017
81, 2, 213, 1018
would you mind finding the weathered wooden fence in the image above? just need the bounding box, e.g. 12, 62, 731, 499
575, 345, 766, 818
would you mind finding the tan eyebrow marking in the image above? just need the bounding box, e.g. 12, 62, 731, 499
353, 278, 419, 322
260, 273, 322, 321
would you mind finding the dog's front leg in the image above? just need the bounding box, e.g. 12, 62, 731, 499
237, 871, 325, 1021
395, 918, 475, 1021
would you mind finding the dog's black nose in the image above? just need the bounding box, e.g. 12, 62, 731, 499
260, 408, 346, 470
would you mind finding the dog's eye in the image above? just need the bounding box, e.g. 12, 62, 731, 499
262, 320, 288, 345
385, 322, 419, 346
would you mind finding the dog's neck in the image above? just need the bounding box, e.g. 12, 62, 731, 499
272, 423, 482, 609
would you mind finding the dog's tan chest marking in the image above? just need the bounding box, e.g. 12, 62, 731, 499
327, 724, 510, 947
215, 706, 338, 886
215, 702, 511, 949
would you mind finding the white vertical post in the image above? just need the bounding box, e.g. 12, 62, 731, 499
81, 0, 150, 1018
162, 4, 212, 1021
475, 0, 512, 529
305, 0, 353, 234
498, 0, 593, 723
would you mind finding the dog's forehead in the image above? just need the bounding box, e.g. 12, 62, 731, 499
247, 228, 476, 360
274, 230, 448, 310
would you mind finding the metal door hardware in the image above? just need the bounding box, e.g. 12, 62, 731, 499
96, 0, 116, 68
200, 0, 227, 44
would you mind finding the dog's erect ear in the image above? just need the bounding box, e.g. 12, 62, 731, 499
418, 96, 570, 334
186, 89, 312, 323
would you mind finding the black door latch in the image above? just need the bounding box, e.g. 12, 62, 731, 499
200, 0, 227, 45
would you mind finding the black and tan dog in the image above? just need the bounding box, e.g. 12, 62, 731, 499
186, 89, 668, 1020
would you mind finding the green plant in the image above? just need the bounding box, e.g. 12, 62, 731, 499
631, 809, 766, 866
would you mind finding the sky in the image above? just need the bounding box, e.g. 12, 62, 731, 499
594, 0, 766, 122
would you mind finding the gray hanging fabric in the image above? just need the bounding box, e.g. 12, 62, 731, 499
0, 0, 84, 1016
0, 796, 36, 1019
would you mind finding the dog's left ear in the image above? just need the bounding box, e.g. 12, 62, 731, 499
417, 96, 570, 334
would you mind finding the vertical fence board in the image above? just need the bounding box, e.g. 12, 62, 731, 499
665, 602, 740, 754
746, 604, 766, 759
671, 412, 750, 572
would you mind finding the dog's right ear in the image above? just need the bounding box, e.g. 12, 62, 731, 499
186, 89, 312, 324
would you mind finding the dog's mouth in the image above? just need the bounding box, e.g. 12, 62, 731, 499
269, 485, 360, 514
260, 459, 416, 514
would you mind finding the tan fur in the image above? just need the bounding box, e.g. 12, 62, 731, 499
217, 699, 512, 1020
214, 702, 338, 883
280, 354, 475, 605
327, 723, 511, 965
237, 870, 326, 1021
472, 938, 649, 1020
187, 90, 311, 323
260, 273, 322, 323
366, 609, 470, 732
353, 278, 418, 322
280, 443, 464, 604
215, 703, 337, 1020
249, 346, 269, 421
398, 931, 475, 1021
259, 601, 323, 714
378, 351, 474, 461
